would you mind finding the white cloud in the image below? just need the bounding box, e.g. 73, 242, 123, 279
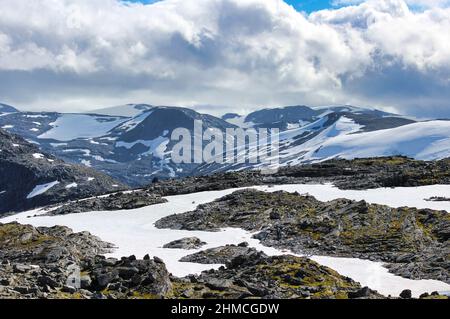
0, 0, 449, 118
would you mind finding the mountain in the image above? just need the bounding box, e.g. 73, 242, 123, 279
0, 129, 126, 214
0, 103, 18, 115
201, 106, 449, 174
222, 105, 414, 131
0, 106, 236, 186
0, 102, 449, 186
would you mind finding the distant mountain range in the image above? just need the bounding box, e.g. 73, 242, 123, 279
0, 103, 449, 186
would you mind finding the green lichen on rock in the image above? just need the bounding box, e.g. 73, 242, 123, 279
156, 189, 450, 283
171, 252, 381, 299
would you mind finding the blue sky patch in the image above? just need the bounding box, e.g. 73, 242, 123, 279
126, 0, 338, 13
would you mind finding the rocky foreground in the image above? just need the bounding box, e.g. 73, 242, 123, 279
0, 222, 414, 300
156, 189, 450, 284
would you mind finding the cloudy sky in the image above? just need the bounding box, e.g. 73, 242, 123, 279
0, 0, 449, 118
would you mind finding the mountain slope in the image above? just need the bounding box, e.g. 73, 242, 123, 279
223, 105, 414, 132
0, 102, 448, 185
0, 105, 237, 186
197, 114, 450, 174
0, 129, 126, 214
0, 103, 18, 115
311, 120, 450, 161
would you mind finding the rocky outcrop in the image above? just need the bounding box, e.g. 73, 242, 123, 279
147, 157, 450, 196
0, 129, 127, 215
163, 237, 206, 250
156, 189, 450, 283
0, 222, 171, 299
179, 243, 256, 264
44, 190, 167, 216
172, 249, 383, 299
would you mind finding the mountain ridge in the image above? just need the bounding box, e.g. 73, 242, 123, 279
0, 102, 448, 186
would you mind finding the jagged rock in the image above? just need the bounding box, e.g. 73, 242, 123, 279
37, 276, 59, 289
400, 289, 412, 299
348, 287, 372, 299
180, 244, 265, 265
163, 237, 207, 250
61, 285, 77, 294
80, 275, 92, 289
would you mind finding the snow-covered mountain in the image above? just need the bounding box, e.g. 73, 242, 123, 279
0, 103, 449, 186
199, 106, 449, 174
0, 103, 18, 116
0, 105, 236, 186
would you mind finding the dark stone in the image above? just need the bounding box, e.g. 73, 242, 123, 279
348, 287, 371, 299
400, 289, 412, 299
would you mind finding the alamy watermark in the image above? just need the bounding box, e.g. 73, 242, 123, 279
170, 120, 280, 174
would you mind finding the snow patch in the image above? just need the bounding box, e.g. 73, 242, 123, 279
65, 183, 78, 189
81, 160, 92, 167
116, 137, 169, 159
26, 181, 60, 199
32, 153, 44, 159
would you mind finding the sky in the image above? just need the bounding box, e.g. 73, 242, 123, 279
128, 0, 338, 13
0, 0, 450, 118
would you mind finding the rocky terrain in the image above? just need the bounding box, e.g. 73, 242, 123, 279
0, 222, 171, 299
0, 222, 387, 299
1, 222, 447, 299
171, 248, 383, 299
163, 237, 207, 250
147, 157, 450, 197
179, 242, 259, 264
0, 129, 127, 215
156, 189, 450, 283
43, 190, 167, 216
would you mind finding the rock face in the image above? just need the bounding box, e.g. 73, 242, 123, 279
172, 249, 383, 299
44, 190, 167, 216
163, 237, 206, 250
156, 189, 450, 283
0, 129, 127, 215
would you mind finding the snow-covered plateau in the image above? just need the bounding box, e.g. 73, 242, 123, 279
2, 184, 450, 298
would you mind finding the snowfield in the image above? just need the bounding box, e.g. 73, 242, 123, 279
38, 114, 127, 141
312, 120, 450, 161
2, 184, 450, 297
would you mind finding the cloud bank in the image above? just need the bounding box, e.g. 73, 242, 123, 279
0, 0, 449, 117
